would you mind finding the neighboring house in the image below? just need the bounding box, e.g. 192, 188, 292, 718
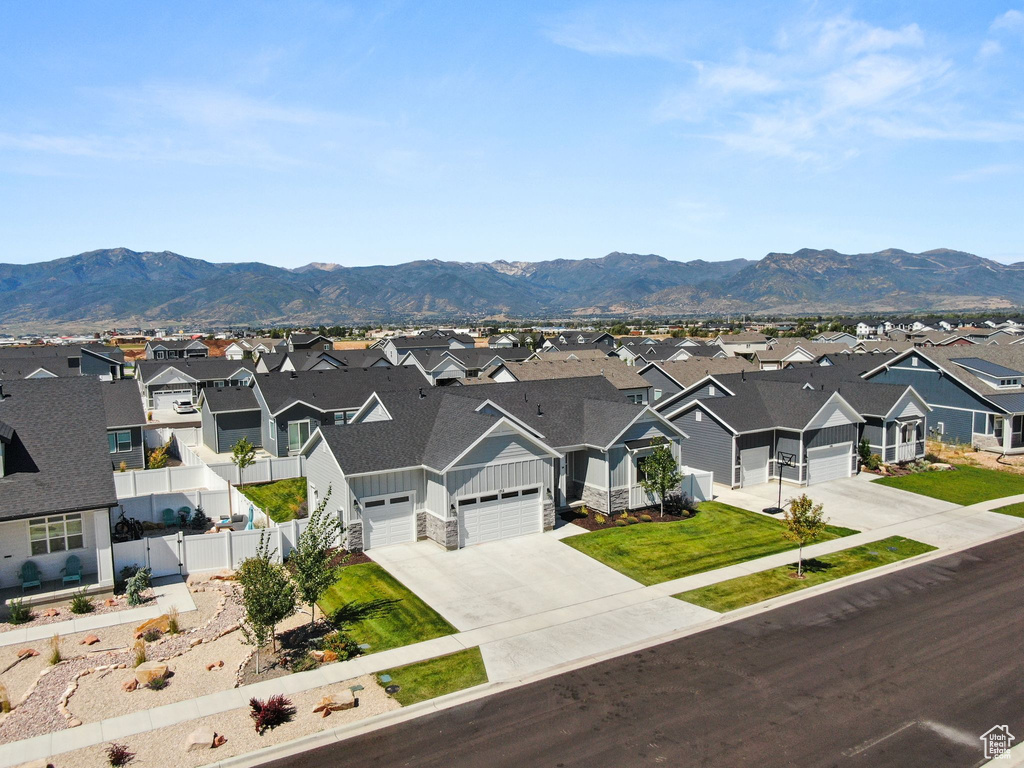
0, 345, 125, 380
144, 339, 209, 360
638, 358, 761, 402
620, 337, 664, 346
487, 332, 542, 348
251, 366, 428, 457
480, 358, 652, 403
662, 377, 864, 488
224, 338, 283, 361
863, 346, 1024, 453
301, 377, 688, 552
612, 343, 692, 366
855, 322, 879, 337
532, 343, 616, 359
811, 331, 858, 346
135, 359, 256, 411
545, 331, 616, 348
199, 386, 263, 454
400, 348, 530, 385
286, 333, 334, 352
713, 332, 770, 356
955, 327, 1021, 344
752, 340, 842, 370
255, 348, 389, 374
378, 334, 473, 364
0, 377, 117, 594
102, 379, 147, 470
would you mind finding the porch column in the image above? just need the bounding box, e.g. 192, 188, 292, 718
1004, 417, 1013, 453
93, 509, 115, 587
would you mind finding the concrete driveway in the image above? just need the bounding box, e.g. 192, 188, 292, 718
368, 527, 644, 632
716, 473, 960, 531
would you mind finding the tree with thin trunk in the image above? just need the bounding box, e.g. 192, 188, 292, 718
289, 485, 344, 627
236, 533, 296, 673
231, 436, 257, 488
782, 494, 828, 578
638, 438, 684, 517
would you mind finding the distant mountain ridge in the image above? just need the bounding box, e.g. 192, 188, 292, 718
0, 246, 1020, 330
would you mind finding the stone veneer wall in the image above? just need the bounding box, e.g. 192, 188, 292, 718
416, 511, 427, 539
425, 513, 460, 550
345, 521, 363, 553
609, 488, 630, 513
542, 500, 555, 531
580, 484, 608, 513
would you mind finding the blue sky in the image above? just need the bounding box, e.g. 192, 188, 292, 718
1, 1, 1022, 267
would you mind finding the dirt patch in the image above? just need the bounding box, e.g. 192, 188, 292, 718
560, 507, 694, 531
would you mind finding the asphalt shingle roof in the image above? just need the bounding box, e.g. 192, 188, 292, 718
680, 379, 843, 433
135, 358, 255, 384
488, 359, 649, 391
101, 379, 147, 428
253, 366, 427, 414
0, 377, 117, 521
200, 386, 260, 414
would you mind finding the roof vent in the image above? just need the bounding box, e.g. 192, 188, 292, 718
537, 404, 543, 416
0, 383, 4, 399
290, 371, 298, 379
419, 388, 425, 399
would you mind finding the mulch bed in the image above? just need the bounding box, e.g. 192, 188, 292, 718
330, 549, 373, 568
560, 507, 694, 532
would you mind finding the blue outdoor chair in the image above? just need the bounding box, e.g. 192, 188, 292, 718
19, 560, 41, 594
61, 555, 82, 587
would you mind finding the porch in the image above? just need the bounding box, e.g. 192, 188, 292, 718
1, 572, 108, 610
980, 414, 1024, 455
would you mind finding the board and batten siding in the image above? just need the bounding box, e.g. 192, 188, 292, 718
109, 426, 145, 470
673, 408, 732, 486
669, 382, 732, 410
425, 470, 447, 517
215, 411, 262, 454
862, 418, 884, 451
304, 438, 348, 522
272, 403, 328, 457
609, 419, 680, 488
736, 431, 774, 485
775, 430, 801, 482
454, 429, 547, 467
446, 457, 553, 501
350, 468, 425, 509
201, 403, 218, 452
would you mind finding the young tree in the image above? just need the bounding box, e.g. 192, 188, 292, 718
236, 533, 296, 673
231, 436, 257, 488
289, 486, 343, 627
638, 438, 684, 518
782, 494, 828, 578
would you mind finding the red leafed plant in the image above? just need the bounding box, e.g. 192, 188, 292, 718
250, 694, 296, 735
106, 742, 136, 766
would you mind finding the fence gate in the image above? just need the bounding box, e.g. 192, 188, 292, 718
146, 533, 183, 577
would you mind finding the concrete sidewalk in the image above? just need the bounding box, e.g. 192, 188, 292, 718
7, 487, 1024, 767
0, 576, 196, 648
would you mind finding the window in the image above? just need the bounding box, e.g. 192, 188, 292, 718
998, 378, 1020, 388
911, 357, 918, 367
108, 430, 132, 454
708, 385, 715, 396
287, 420, 311, 452
214, 380, 226, 388
626, 394, 644, 404
695, 411, 702, 422
68, 357, 80, 369
636, 455, 649, 483
654, 389, 662, 400
29, 513, 84, 555
334, 412, 346, 425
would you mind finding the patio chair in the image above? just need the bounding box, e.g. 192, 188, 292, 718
178, 506, 192, 528
61, 555, 82, 587
19, 560, 41, 594
161, 508, 177, 528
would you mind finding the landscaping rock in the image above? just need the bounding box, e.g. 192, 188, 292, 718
185, 725, 217, 751
19, 760, 53, 768
213, 734, 227, 748
134, 661, 168, 686
67, 718, 81, 727
79, 634, 100, 646
309, 650, 325, 662
17, 648, 39, 658
322, 650, 338, 663
104, 598, 118, 607
134, 615, 170, 639
42, 608, 59, 618
122, 678, 138, 692
336, 689, 355, 710
189, 638, 203, 647
931, 462, 953, 470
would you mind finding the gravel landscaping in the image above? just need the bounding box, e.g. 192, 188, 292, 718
0, 591, 154, 633
38, 674, 399, 768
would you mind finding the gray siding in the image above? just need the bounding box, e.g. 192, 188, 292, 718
736, 431, 774, 485
304, 438, 347, 523
446, 457, 553, 500
425, 470, 447, 517
350, 469, 425, 508
674, 409, 732, 485
201, 403, 218, 452
83, 350, 121, 378
642, 367, 683, 400
670, 382, 732, 410
109, 426, 144, 470
775, 430, 801, 482
928, 405, 975, 445
455, 431, 548, 467
271, 403, 329, 457
805, 423, 858, 477
584, 447, 607, 488
215, 411, 262, 453
862, 418, 884, 450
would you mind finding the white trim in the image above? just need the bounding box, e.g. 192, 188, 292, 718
349, 392, 394, 424
802, 392, 865, 430
472, 399, 545, 438
602, 406, 689, 450
441, 417, 560, 473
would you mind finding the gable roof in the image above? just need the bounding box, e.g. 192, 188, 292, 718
253, 366, 427, 415
199, 385, 260, 414
135, 358, 254, 384
259, 349, 388, 372
146, 339, 208, 350
643, 358, 760, 390
486, 358, 650, 391
101, 379, 147, 428
0, 377, 117, 520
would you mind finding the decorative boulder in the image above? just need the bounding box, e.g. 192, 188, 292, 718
122, 678, 138, 692
309, 650, 326, 662
79, 634, 100, 646
185, 726, 217, 751
43, 608, 59, 618
322, 650, 338, 663
134, 615, 170, 639
104, 598, 118, 607
134, 661, 168, 686
17, 648, 39, 659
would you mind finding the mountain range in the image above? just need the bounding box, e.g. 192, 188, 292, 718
0, 247, 1021, 330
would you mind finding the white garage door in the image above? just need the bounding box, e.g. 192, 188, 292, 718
739, 446, 769, 486
807, 443, 852, 485
361, 494, 416, 549
153, 389, 191, 410
459, 487, 541, 547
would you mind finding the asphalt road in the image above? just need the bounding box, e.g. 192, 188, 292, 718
266, 532, 1024, 768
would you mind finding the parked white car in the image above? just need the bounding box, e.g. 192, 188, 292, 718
173, 399, 196, 414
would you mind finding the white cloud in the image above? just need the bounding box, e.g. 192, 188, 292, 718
978, 39, 1004, 58
814, 16, 925, 56
949, 163, 1020, 182
701, 65, 782, 94
991, 9, 1024, 33
542, 13, 676, 59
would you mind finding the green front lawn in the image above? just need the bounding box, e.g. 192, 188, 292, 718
238, 478, 307, 523
377, 648, 488, 706
991, 501, 1024, 518
562, 502, 858, 586
318, 562, 456, 654
874, 465, 1024, 506
676, 536, 936, 612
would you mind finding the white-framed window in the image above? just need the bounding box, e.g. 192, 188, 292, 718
911, 357, 918, 367
29, 513, 84, 555
626, 394, 644, 404
108, 430, 132, 454
334, 412, 346, 425
998, 378, 1020, 388
654, 389, 662, 401
695, 411, 702, 422
214, 380, 226, 388
708, 385, 715, 396
287, 420, 311, 452
935, 421, 944, 435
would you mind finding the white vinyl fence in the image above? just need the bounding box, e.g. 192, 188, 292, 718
177, 440, 305, 486
112, 518, 313, 577
680, 466, 714, 502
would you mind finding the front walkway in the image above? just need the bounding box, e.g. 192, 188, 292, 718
0, 577, 195, 648
8, 482, 1024, 767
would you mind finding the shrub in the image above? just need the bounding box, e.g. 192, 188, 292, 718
142, 629, 162, 642
858, 438, 872, 463
924, 452, 941, 464
320, 631, 362, 662
288, 653, 320, 673
627, 516, 640, 524
250, 694, 296, 735
133, 638, 146, 667
863, 454, 882, 471
190, 507, 210, 531
594, 513, 606, 524
7, 598, 32, 625
106, 742, 135, 767
614, 519, 628, 527
125, 567, 151, 606
167, 606, 180, 635
118, 460, 128, 473
639, 514, 653, 522
577, 505, 589, 519
70, 589, 94, 615
48, 633, 62, 665
147, 675, 168, 691
146, 444, 169, 470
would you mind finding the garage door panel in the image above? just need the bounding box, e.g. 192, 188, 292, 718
154, 390, 190, 409
362, 495, 415, 549
807, 443, 852, 485
740, 446, 769, 486
460, 487, 541, 546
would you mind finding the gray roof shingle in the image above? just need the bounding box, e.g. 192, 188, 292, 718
101, 379, 147, 428
253, 366, 428, 415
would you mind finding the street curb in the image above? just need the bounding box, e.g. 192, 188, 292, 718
202, 518, 1024, 768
